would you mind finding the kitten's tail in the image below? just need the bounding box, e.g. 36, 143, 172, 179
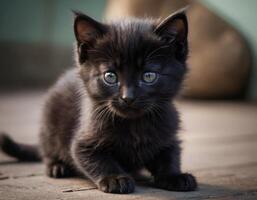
0, 132, 41, 162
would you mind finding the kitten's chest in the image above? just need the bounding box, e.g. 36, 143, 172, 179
112, 137, 156, 171
110, 120, 171, 170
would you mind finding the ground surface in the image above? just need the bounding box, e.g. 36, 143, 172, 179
0, 91, 257, 200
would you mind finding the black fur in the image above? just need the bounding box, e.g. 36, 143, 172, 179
0, 9, 197, 193
0, 133, 41, 161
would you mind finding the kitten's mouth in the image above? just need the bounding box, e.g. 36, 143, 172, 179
109, 103, 145, 118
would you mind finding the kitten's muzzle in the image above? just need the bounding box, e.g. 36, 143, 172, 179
110, 95, 144, 118
120, 86, 136, 106
119, 96, 135, 106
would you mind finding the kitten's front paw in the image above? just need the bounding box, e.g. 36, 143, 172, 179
98, 175, 135, 194
154, 173, 197, 191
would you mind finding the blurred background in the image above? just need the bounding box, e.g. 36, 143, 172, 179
0, 0, 257, 100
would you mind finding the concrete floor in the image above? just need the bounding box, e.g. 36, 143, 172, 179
0, 91, 257, 199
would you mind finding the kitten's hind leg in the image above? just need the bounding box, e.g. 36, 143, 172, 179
46, 160, 76, 178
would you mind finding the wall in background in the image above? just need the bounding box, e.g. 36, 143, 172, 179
0, 0, 106, 46
201, 0, 257, 100
0, 0, 106, 89
0, 0, 256, 100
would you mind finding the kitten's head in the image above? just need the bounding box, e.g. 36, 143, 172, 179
74, 9, 188, 118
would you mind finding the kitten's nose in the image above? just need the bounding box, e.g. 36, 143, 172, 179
120, 86, 135, 105
120, 96, 135, 105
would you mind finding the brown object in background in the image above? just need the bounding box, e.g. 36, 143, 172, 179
105, 0, 251, 99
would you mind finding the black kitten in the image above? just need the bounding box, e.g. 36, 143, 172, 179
0, 9, 197, 194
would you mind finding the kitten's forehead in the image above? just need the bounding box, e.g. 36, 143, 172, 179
109, 18, 156, 32
97, 19, 162, 68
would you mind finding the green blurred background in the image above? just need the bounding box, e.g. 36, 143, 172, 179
0, 0, 256, 100
0, 0, 106, 89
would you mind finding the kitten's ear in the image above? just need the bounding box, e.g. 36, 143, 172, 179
73, 11, 107, 44
73, 11, 107, 63
154, 8, 188, 44
154, 8, 188, 61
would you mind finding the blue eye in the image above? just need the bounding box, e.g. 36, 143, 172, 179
142, 72, 158, 84
103, 71, 118, 85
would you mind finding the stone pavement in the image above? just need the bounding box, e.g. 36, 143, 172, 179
0, 91, 257, 200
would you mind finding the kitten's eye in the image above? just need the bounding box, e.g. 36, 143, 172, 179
142, 72, 158, 84
103, 71, 118, 85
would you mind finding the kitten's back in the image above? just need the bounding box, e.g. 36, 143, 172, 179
39, 68, 84, 163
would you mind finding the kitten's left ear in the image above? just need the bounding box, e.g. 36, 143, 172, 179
154, 8, 188, 44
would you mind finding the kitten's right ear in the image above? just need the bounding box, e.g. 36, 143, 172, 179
73, 11, 107, 63
154, 8, 188, 61
154, 8, 188, 43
